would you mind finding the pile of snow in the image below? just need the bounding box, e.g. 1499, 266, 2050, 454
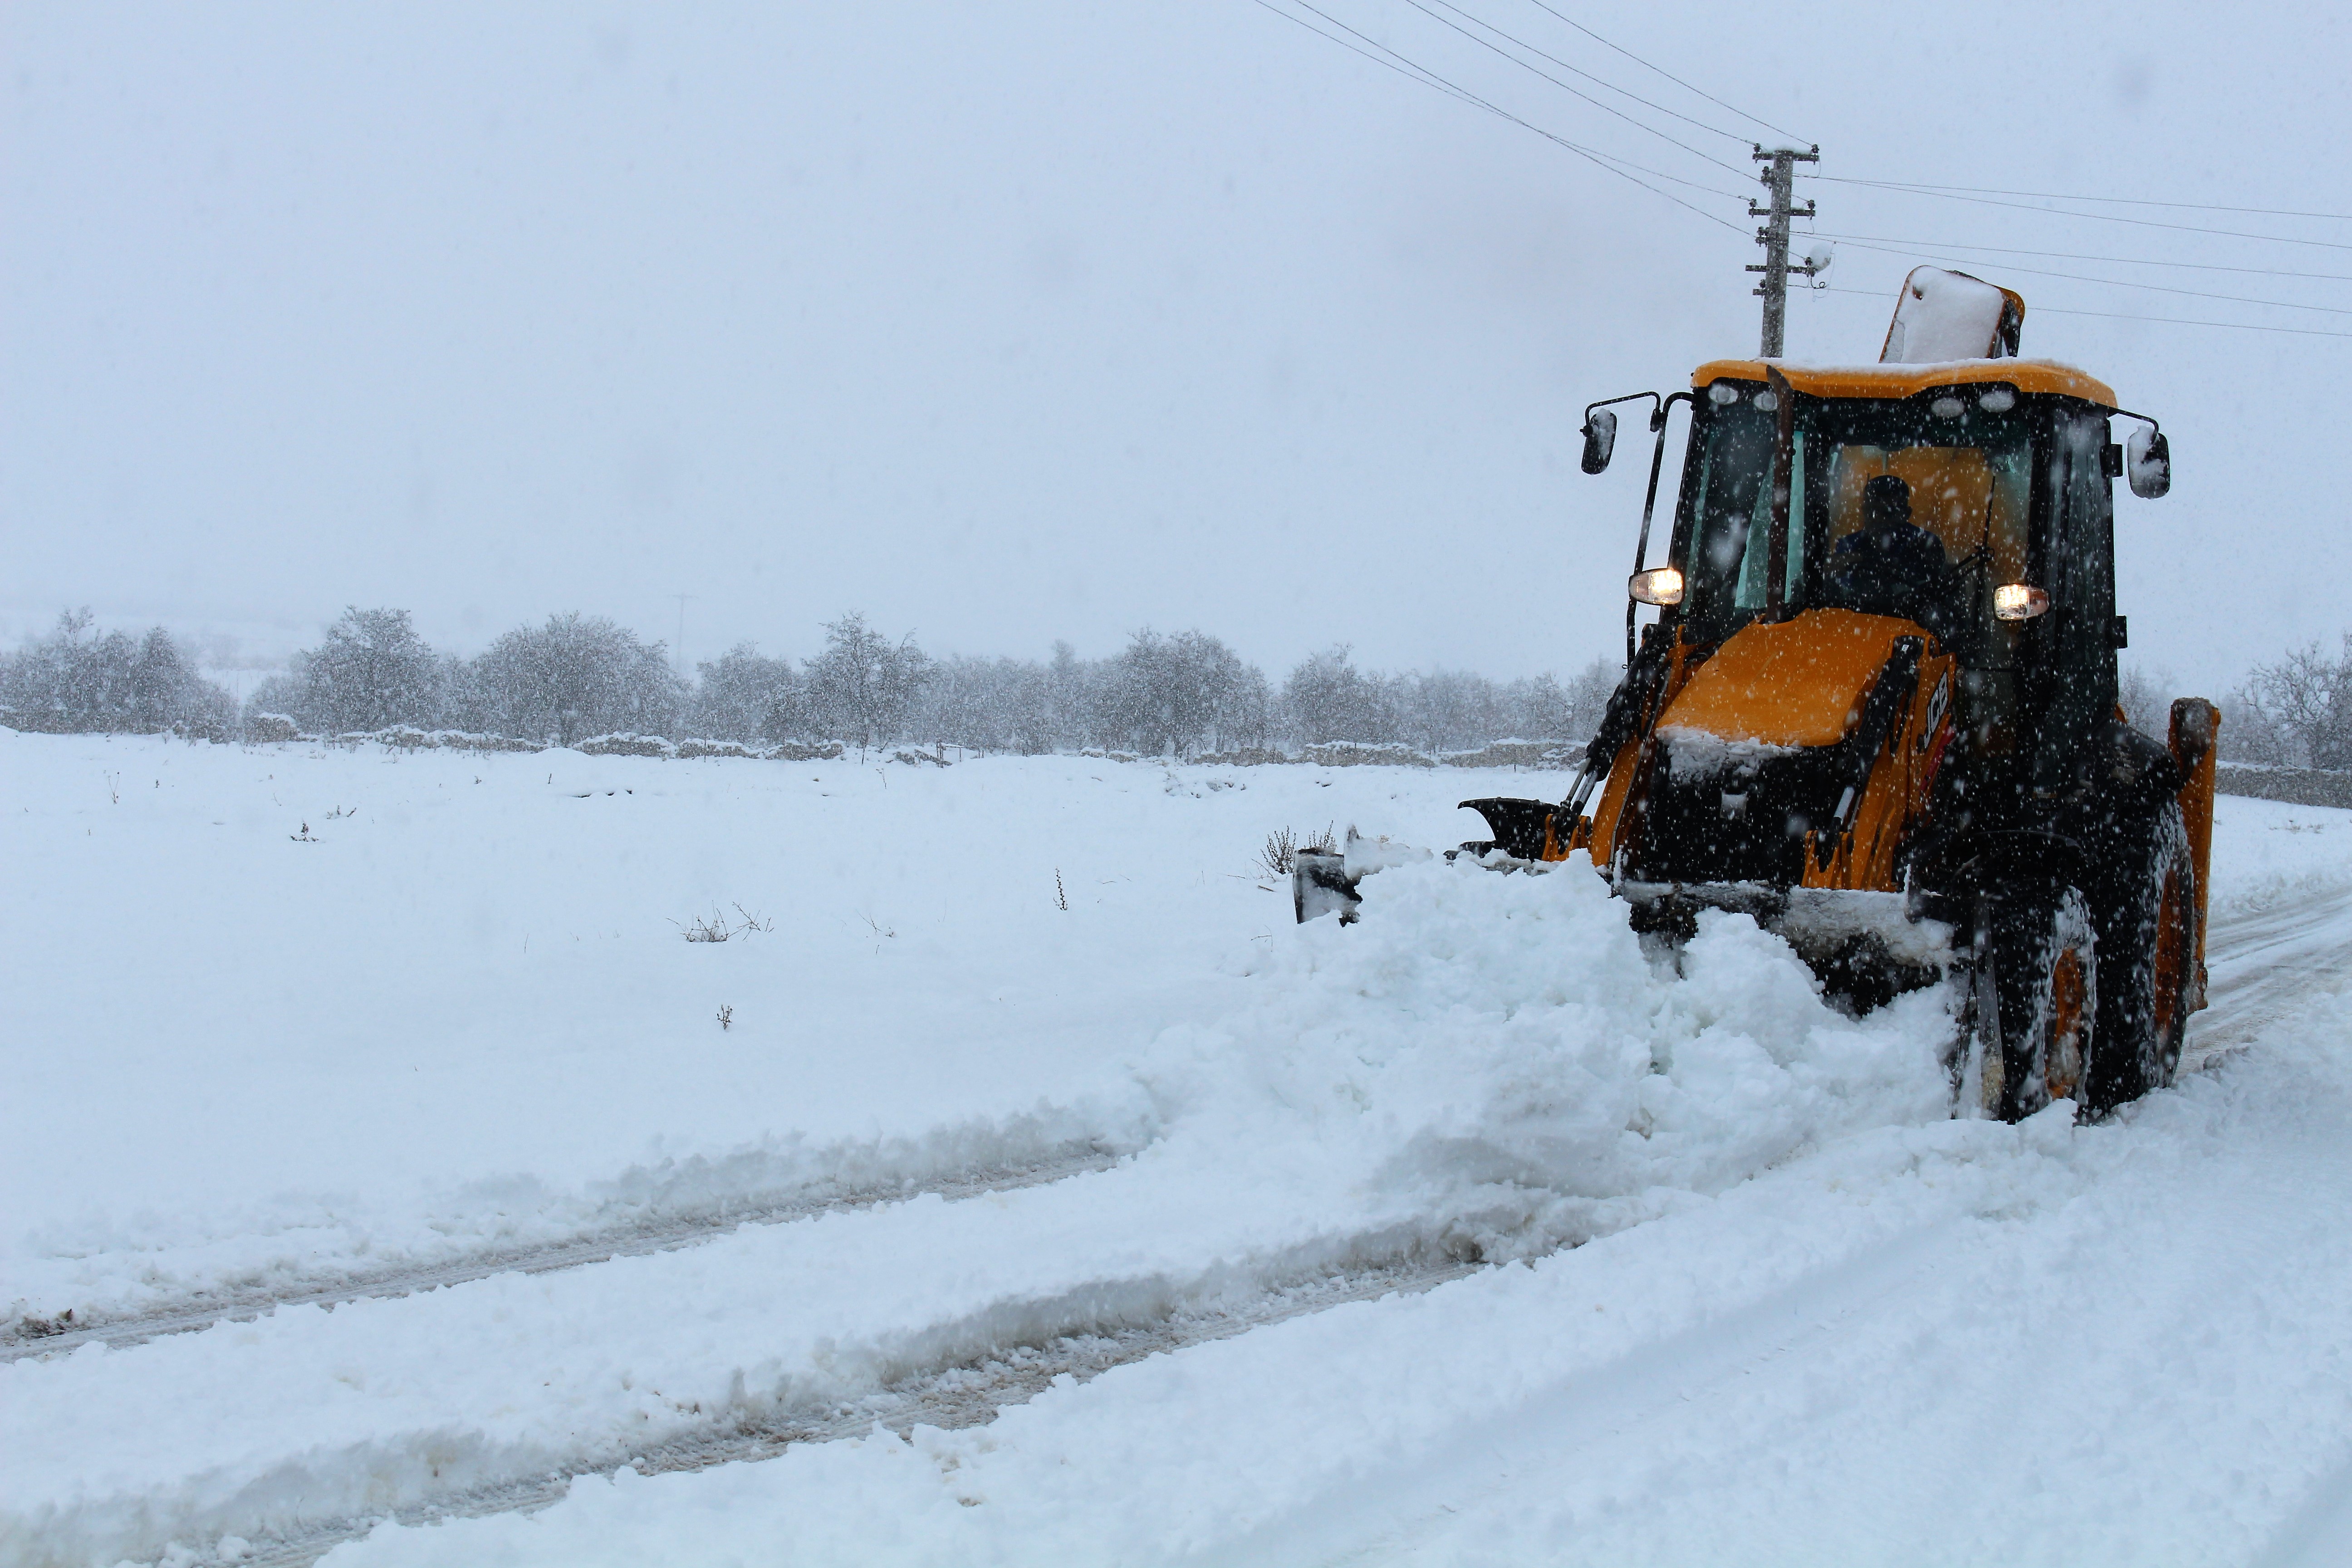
1144, 853, 1955, 1257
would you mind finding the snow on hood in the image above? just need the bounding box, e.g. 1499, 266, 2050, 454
1658, 725, 1798, 781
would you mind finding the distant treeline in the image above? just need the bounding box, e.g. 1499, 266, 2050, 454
0, 606, 1619, 757
9, 606, 2347, 770
0, 610, 237, 739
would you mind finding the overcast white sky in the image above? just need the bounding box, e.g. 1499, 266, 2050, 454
4, 2, 2346, 693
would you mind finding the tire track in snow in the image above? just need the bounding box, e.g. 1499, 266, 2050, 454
2, 1143, 1124, 1363
202, 1249, 1486, 1568
1199, 1217, 1966, 1567
2182, 880, 2352, 1070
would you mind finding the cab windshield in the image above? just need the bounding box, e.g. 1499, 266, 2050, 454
1676, 380, 2035, 650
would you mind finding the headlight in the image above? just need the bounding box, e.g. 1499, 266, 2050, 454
1629, 566, 1685, 606
1994, 583, 2050, 621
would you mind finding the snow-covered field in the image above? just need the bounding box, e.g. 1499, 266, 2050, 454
5, 730, 2350, 1568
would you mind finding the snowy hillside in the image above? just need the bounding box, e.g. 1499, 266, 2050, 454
4, 730, 2350, 1567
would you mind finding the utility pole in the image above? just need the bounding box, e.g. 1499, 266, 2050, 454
1746, 144, 1820, 358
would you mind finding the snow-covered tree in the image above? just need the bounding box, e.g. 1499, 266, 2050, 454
471, 612, 685, 745
690, 643, 798, 742
285, 608, 443, 734
1093, 628, 1266, 756
801, 612, 930, 750
0, 609, 234, 737
2241, 635, 2352, 770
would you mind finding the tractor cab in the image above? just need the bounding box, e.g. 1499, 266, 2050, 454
1659, 357, 2158, 813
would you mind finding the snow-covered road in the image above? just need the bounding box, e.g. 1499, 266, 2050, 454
4, 733, 2348, 1568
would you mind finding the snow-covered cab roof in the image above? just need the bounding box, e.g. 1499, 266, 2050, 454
1690, 264, 2116, 406
1688, 358, 2118, 408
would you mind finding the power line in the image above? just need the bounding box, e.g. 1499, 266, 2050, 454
1263, 0, 1746, 207
1394, 0, 1750, 176
1249, 0, 1499, 114
1813, 177, 2352, 224
1818, 285, 2352, 340
1418, 0, 1750, 144
1810, 232, 2352, 285
1516, 0, 1807, 144
1824, 237, 2352, 318
1822, 178, 2352, 252
1249, 0, 1749, 228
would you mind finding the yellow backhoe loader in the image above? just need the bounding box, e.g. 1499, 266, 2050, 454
1298, 269, 2217, 1122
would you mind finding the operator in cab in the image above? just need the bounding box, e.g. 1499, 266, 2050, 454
1826, 474, 1956, 640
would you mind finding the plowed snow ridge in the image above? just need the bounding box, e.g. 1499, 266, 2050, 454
212, 1253, 1483, 1568
1, 1143, 1123, 1362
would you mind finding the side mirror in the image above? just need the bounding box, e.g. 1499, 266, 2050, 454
2126, 426, 2170, 499
1580, 407, 1618, 475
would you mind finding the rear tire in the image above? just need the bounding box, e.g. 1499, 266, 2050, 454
2083, 802, 2197, 1115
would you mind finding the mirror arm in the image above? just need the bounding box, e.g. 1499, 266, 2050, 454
1626, 391, 1694, 664
1582, 389, 1662, 431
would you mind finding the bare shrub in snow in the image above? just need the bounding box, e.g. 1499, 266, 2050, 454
1260, 827, 1300, 879
676, 905, 772, 942
680, 912, 729, 942
1258, 823, 1337, 880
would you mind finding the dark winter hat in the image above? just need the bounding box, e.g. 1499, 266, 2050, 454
1863, 473, 1912, 529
